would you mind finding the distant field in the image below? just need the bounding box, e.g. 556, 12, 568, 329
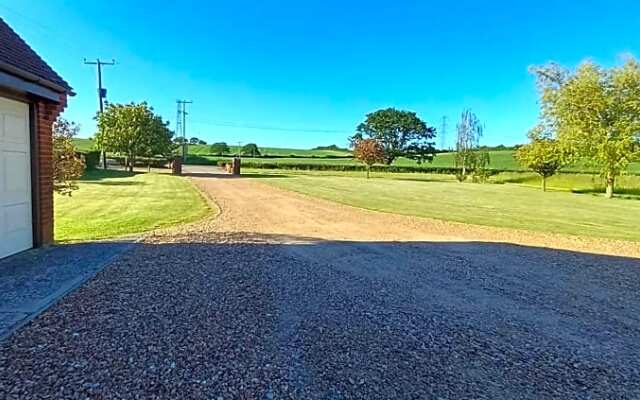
254, 172, 640, 242
187, 144, 351, 157
73, 138, 96, 152
188, 150, 640, 175
76, 139, 640, 175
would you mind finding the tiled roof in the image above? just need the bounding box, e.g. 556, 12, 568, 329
0, 17, 72, 93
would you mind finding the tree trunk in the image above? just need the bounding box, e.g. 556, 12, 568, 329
102, 149, 107, 170
128, 154, 135, 172
605, 172, 615, 199
366, 165, 370, 179
541, 176, 547, 192
148, 158, 151, 172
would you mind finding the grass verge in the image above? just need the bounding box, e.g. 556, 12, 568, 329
54, 169, 211, 242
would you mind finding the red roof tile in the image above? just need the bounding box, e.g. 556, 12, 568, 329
0, 17, 72, 93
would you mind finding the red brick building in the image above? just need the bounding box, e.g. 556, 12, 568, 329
0, 18, 73, 258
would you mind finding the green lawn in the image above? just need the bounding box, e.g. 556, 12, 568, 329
253, 171, 640, 242
54, 170, 211, 242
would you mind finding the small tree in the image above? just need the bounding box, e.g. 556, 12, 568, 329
531, 58, 640, 198
241, 143, 261, 157
96, 102, 169, 172
353, 139, 385, 178
52, 118, 85, 195
454, 110, 488, 182
350, 108, 436, 165
516, 127, 567, 191
210, 142, 230, 156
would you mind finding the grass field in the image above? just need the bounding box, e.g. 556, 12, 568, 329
187, 143, 351, 157
253, 171, 640, 242
54, 170, 211, 242
73, 138, 96, 152
75, 138, 640, 175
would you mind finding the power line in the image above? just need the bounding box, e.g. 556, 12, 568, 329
190, 120, 351, 134
0, 3, 86, 54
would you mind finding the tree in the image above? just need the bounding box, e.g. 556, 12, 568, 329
241, 143, 261, 157
350, 108, 436, 165
140, 115, 174, 171
210, 142, 230, 156
454, 109, 488, 182
353, 139, 385, 178
516, 126, 567, 191
52, 118, 85, 195
189, 137, 207, 145
96, 102, 171, 172
532, 58, 640, 198
173, 137, 187, 145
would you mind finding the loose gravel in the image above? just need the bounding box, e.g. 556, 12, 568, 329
1, 174, 639, 399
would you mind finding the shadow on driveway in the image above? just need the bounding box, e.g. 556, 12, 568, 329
1, 235, 639, 398
0, 241, 134, 341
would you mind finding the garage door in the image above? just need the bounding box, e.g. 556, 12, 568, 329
0, 97, 32, 259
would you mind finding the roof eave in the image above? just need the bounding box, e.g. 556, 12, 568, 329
0, 60, 74, 97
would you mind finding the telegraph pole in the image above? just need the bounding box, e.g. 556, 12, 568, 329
84, 58, 116, 168
176, 100, 193, 161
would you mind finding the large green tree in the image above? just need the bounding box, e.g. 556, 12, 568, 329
96, 102, 173, 172
350, 108, 436, 165
532, 59, 640, 198
210, 142, 230, 156
241, 143, 261, 157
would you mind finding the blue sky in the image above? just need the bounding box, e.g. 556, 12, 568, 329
1, 1, 639, 149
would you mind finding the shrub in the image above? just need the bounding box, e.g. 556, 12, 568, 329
84, 150, 101, 170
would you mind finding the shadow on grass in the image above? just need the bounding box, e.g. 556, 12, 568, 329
391, 176, 456, 184
80, 169, 137, 181
81, 180, 146, 186
182, 172, 289, 179
571, 187, 640, 200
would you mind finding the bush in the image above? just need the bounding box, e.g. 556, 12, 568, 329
83, 150, 101, 170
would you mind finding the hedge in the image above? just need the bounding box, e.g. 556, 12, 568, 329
83, 150, 101, 170
184, 155, 640, 176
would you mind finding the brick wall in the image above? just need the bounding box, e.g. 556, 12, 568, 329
34, 94, 67, 245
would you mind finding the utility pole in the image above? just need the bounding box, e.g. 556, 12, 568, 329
440, 116, 448, 151
84, 58, 116, 168
176, 100, 193, 161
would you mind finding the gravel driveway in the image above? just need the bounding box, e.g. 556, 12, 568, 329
1, 173, 639, 399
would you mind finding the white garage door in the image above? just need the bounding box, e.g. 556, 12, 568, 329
0, 97, 32, 259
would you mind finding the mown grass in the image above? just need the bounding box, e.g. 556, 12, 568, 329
248, 169, 640, 242
54, 169, 211, 242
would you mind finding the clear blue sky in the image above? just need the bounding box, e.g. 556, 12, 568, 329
2, 1, 639, 149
